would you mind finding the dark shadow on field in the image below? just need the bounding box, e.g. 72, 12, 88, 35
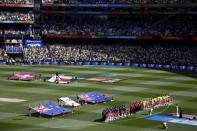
94, 118, 102, 123
0, 121, 67, 131
24, 113, 51, 119
170, 71, 197, 79
0, 121, 32, 130
161, 70, 197, 79
142, 113, 149, 116
157, 127, 165, 130
12, 118, 24, 120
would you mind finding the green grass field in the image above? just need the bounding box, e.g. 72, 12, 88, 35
0, 65, 196, 131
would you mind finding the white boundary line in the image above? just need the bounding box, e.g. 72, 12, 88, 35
0, 98, 27, 103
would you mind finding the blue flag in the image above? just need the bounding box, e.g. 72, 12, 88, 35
79, 91, 111, 104
32, 102, 71, 116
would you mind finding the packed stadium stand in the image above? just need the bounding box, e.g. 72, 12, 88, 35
42, 15, 194, 37
23, 43, 197, 66
0, 0, 196, 70
0, 12, 33, 22
0, 0, 32, 4
42, 0, 196, 4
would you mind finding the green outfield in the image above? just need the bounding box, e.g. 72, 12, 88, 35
0, 65, 196, 131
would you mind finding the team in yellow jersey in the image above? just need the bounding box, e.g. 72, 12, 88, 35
143, 96, 173, 110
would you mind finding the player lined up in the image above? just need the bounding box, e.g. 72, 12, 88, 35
102, 96, 173, 122
143, 95, 173, 110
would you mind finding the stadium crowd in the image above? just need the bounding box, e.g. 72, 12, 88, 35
0, 0, 32, 4
0, 12, 33, 22
4, 28, 32, 36
23, 46, 50, 62
42, 0, 195, 4
23, 43, 197, 66
0, 26, 32, 36
43, 16, 194, 37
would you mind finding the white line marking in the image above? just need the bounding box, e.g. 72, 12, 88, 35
0, 98, 27, 103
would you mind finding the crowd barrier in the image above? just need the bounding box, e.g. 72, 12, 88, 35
23, 61, 197, 71
71, 61, 197, 71
24, 60, 65, 65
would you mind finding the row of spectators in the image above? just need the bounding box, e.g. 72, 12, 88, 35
23, 46, 50, 62
42, 0, 195, 4
5, 39, 23, 44
42, 16, 194, 37
0, 47, 22, 64
0, 0, 32, 4
23, 43, 197, 66
6, 45, 23, 52
0, 12, 33, 22
0, 28, 33, 36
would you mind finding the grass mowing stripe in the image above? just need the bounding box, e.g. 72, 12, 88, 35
0, 65, 196, 131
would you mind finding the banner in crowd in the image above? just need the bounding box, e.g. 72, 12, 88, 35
24, 40, 42, 47
0, 4, 33, 8
45, 34, 197, 41
42, 3, 196, 8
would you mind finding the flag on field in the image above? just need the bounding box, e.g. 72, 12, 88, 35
32, 102, 72, 116
59, 97, 80, 107
10, 72, 38, 81
78, 91, 111, 104
48, 75, 72, 84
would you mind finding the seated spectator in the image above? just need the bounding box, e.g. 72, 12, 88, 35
23, 43, 197, 66
0, 0, 32, 4
0, 12, 33, 22
23, 46, 50, 62
42, 0, 195, 4
4, 28, 32, 36
0, 48, 6, 61
42, 15, 194, 37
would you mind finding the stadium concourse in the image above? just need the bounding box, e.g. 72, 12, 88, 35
0, 65, 196, 131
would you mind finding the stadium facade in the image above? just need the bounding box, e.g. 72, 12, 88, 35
0, 0, 196, 71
